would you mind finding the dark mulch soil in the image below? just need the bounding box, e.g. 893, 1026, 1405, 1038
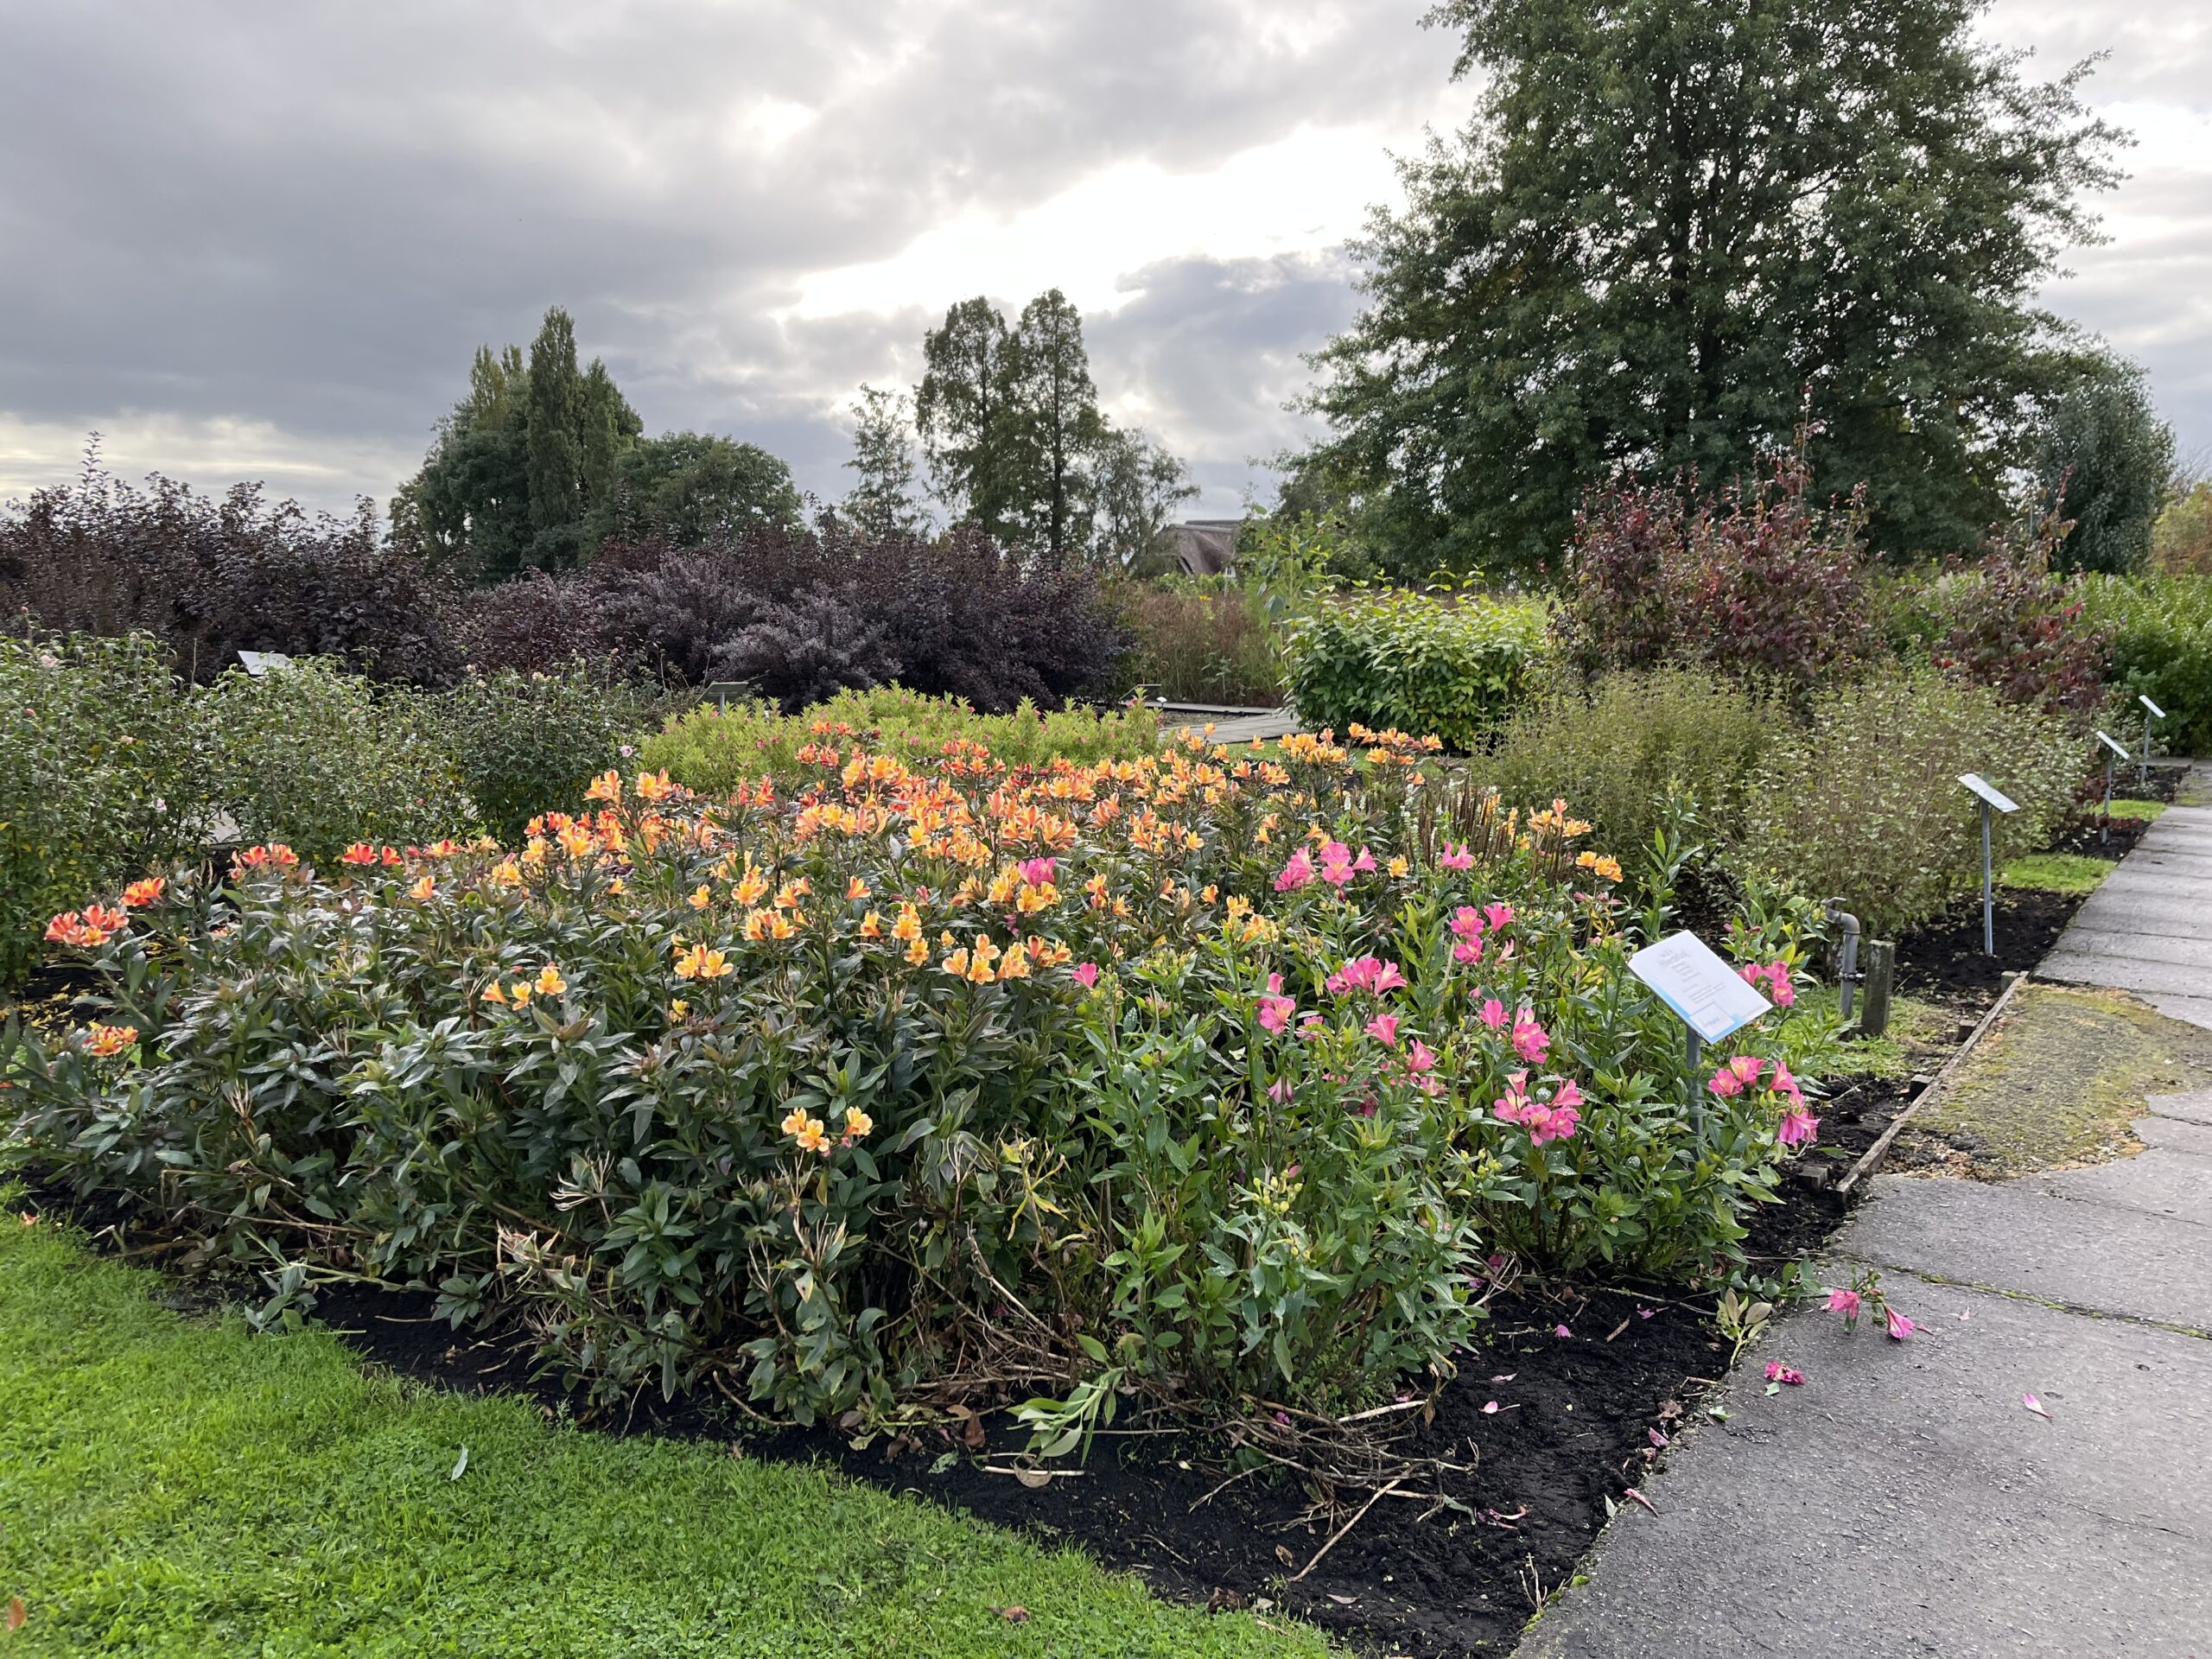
304, 1268, 1753, 1659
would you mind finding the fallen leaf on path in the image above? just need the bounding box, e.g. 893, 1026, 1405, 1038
1648, 1427, 1669, 1447
2023, 1393, 2053, 1421
7, 1597, 24, 1631
996, 1605, 1030, 1623
448, 1446, 468, 1481
1622, 1488, 1658, 1515
1328, 1593, 1358, 1605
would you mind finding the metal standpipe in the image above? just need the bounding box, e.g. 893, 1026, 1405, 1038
2104, 749, 2115, 845
1825, 899, 1863, 1022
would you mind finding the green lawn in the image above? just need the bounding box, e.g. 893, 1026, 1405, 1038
2000, 852, 2117, 895
0, 1201, 1326, 1659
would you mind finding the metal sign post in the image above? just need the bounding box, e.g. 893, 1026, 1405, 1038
1630, 931, 1772, 1140
2139, 695, 2165, 791
2095, 731, 2130, 846
1959, 773, 2020, 957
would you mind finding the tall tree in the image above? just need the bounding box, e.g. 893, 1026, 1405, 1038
393, 307, 643, 581
1094, 425, 1198, 568
2034, 353, 2175, 575
842, 385, 928, 537
999, 289, 1108, 561
1303, 0, 2125, 574
916, 298, 1014, 537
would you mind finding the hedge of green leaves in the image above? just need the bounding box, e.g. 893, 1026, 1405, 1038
1284, 590, 1550, 751
2081, 575, 2212, 758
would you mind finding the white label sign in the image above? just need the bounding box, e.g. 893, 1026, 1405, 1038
2141, 694, 2167, 719
1630, 930, 1772, 1045
236, 650, 294, 677
2096, 730, 2130, 760
1959, 772, 2018, 814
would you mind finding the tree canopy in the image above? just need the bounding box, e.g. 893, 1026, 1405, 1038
2033, 353, 2176, 574
1301, 0, 2126, 575
393, 307, 795, 581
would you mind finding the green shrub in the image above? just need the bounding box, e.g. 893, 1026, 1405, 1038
1109, 579, 1284, 706
16, 734, 1830, 1430
1738, 671, 2086, 937
202, 660, 470, 864
641, 684, 1163, 796
0, 632, 209, 981
1484, 669, 1777, 867
1285, 589, 1549, 750
431, 667, 663, 846
2080, 575, 2212, 757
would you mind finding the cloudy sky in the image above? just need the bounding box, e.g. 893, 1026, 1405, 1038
2, 1, 2207, 524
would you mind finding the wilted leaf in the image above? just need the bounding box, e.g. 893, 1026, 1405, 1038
448, 1446, 468, 1481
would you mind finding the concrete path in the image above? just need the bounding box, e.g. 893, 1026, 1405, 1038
1519, 776, 2212, 1659
2045, 765, 2212, 1030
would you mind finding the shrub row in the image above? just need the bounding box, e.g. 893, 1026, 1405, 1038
0, 640, 648, 979
640, 685, 1161, 798
13, 736, 1834, 1427
2081, 575, 2212, 758
1285, 589, 1549, 751
1481, 667, 2088, 938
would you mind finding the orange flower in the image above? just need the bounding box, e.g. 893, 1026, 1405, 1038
734, 866, 770, 907
115, 876, 163, 909
584, 770, 623, 804
408, 875, 437, 901
903, 935, 931, 966
482, 980, 508, 1006
846, 875, 871, 901
380, 847, 404, 868
634, 770, 677, 802
687, 884, 714, 910
228, 844, 299, 878
340, 843, 379, 867
890, 903, 923, 943
674, 942, 734, 981
511, 981, 533, 1006
82, 1023, 137, 1058
859, 910, 884, 938
842, 1107, 874, 1142
534, 964, 567, 997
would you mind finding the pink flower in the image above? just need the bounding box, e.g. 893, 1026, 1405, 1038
1493, 1071, 1531, 1124
1554, 1324, 1572, 1338
1525, 1102, 1580, 1145
1770, 1062, 1804, 1105
1707, 1069, 1745, 1098
1268, 1079, 1294, 1103
1319, 840, 1351, 866
1478, 997, 1508, 1031
1452, 938, 1486, 966
1326, 956, 1406, 996
1298, 1014, 1326, 1040
1511, 1014, 1550, 1064
1274, 849, 1316, 892
1017, 856, 1056, 887
1365, 1012, 1401, 1047
1439, 842, 1473, 871
1551, 1077, 1585, 1110
1373, 960, 1407, 994
1728, 1055, 1763, 1085
1449, 906, 1485, 940
1351, 848, 1377, 874
1072, 963, 1100, 989
1319, 859, 1357, 888
1885, 1307, 1916, 1342
1258, 994, 1297, 1033
1483, 902, 1515, 934
1763, 1362, 1805, 1386
1777, 1109, 1820, 1147
1406, 1039, 1439, 1074
1824, 1287, 1861, 1320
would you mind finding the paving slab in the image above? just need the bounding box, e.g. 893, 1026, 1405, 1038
2039, 928, 2212, 969
2133, 1111, 2212, 1152
2052, 893, 2212, 943
2145, 993, 2212, 1033
2149, 1089, 2212, 1126
2033, 1149, 2212, 1229
1831, 1177, 2212, 1331
2039, 950, 2212, 1001
1517, 1279, 2212, 1659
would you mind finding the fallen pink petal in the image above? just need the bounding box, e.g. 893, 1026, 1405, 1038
2024, 1393, 2054, 1421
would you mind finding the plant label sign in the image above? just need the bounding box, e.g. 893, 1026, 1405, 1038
1630, 931, 1771, 1045
2096, 730, 2130, 760
236, 650, 294, 677
1958, 773, 2018, 814
2140, 695, 2167, 720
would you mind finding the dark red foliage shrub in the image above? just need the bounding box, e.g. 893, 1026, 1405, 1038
1559, 437, 1876, 687
452, 524, 1129, 712
1932, 505, 2111, 721
0, 447, 459, 684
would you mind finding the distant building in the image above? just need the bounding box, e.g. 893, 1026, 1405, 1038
1164, 518, 1241, 578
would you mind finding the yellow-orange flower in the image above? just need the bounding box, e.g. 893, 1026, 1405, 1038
734, 866, 770, 906
510, 981, 533, 1007
903, 935, 931, 966
584, 770, 623, 804
82, 1023, 137, 1058
408, 875, 436, 900
121, 877, 166, 908
534, 964, 567, 997
688, 884, 713, 910
890, 904, 923, 942
846, 875, 870, 901
634, 770, 677, 802
859, 910, 884, 938
842, 1107, 874, 1141
673, 942, 734, 980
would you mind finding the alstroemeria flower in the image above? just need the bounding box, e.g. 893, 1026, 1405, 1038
1483, 902, 1515, 933
1777, 1109, 1820, 1147
1764, 1362, 1805, 1386
1258, 991, 1298, 1033
1439, 842, 1474, 871
1824, 1287, 1861, 1320
1273, 849, 1317, 892
1511, 1014, 1550, 1064
1885, 1307, 1916, 1342
1478, 997, 1509, 1031
1707, 1069, 1745, 1098
1406, 1039, 1439, 1074
1365, 1012, 1401, 1047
